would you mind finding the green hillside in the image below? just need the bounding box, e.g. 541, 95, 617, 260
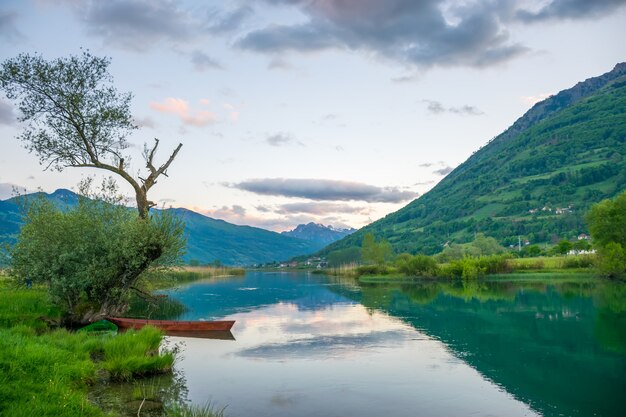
0, 191, 321, 266
323, 63, 626, 256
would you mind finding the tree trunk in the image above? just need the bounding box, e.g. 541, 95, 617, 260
135, 188, 155, 219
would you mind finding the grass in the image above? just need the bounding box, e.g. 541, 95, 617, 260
140, 266, 246, 291
0, 324, 176, 416
507, 255, 596, 272
0, 275, 179, 416
326, 254, 598, 281
167, 403, 227, 417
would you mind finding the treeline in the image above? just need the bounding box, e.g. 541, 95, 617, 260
327, 233, 596, 280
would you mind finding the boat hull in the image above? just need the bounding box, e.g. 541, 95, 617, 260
107, 317, 235, 332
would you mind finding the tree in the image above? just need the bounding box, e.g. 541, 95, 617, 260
395, 253, 438, 276
10, 182, 185, 325
0, 51, 182, 219
556, 239, 573, 255
361, 233, 392, 266
1, 51, 187, 324
586, 191, 626, 278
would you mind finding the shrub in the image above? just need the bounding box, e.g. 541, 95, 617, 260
395, 254, 438, 276
10, 193, 185, 325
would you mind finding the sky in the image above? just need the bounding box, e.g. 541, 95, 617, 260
0, 0, 625, 232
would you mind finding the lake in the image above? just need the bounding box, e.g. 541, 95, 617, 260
162, 271, 626, 417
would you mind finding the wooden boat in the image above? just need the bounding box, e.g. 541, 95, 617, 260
106, 317, 235, 332
165, 330, 235, 340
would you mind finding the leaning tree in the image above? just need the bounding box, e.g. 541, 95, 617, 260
0, 51, 185, 324
0, 51, 182, 219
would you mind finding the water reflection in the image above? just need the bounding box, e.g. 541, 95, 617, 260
351, 277, 626, 417
162, 272, 626, 417
165, 273, 544, 417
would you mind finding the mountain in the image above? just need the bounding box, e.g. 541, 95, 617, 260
281, 222, 356, 245
322, 62, 626, 256
167, 208, 321, 265
0, 190, 321, 266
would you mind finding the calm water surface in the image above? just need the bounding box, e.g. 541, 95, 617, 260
163, 272, 626, 417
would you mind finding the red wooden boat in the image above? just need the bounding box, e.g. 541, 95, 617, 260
107, 317, 235, 332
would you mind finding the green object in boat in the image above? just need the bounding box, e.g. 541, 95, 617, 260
78, 319, 118, 335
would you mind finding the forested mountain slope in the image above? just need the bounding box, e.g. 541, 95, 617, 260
0, 190, 321, 265
323, 63, 626, 256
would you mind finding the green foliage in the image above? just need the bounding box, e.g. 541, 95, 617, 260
167, 402, 227, 417
356, 264, 393, 276
437, 234, 506, 262
0, 51, 135, 172
439, 254, 512, 279
596, 242, 626, 277
0, 51, 183, 219
361, 233, 393, 266
556, 239, 574, 255
327, 246, 361, 267
0, 284, 59, 329
0, 283, 175, 417
102, 326, 174, 381
587, 190, 626, 277
395, 253, 438, 277
9, 192, 185, 324
562, 254, 596, 269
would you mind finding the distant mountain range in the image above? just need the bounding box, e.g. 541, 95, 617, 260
322, 62, 626, 257
281, 222, 356, 245
0, 189, 323, 266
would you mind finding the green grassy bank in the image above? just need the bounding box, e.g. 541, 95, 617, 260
0, 274, 224, 416
326, 254, 598, 281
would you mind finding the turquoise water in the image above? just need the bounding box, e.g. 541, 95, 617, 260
163, 272, 626, 417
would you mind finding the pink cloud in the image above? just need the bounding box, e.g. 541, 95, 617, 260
223, 103, 239, 122
150, 97, 217, 126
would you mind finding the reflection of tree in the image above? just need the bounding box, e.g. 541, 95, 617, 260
593, 282, 626, 353
401, 283, 440, 305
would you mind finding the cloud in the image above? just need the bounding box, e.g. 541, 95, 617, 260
150, 98, 217, 127
191, 50, 224, 71
433, 166, 454, 176
265, 133, 304, 147
267, 57, 295, 70
223, 103, 239, 122
0, 183, 31, 200
71, 0, 198, 51
133, 116, 156, 129
231, 178, 418, 203
275, 202, 366, 215
423, 100, 484, 116
521, 93, 552, 106
0, 99, 15, 125
0, 9, 24, 42
195, 204, 322, 231
515, 0, 626, 23
205, 5, 254, 34
418, 163, 434, 168
237, 0, 530, 69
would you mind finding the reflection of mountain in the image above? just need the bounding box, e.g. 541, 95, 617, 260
336, 280, 626, 417
164, 272, 354, 320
